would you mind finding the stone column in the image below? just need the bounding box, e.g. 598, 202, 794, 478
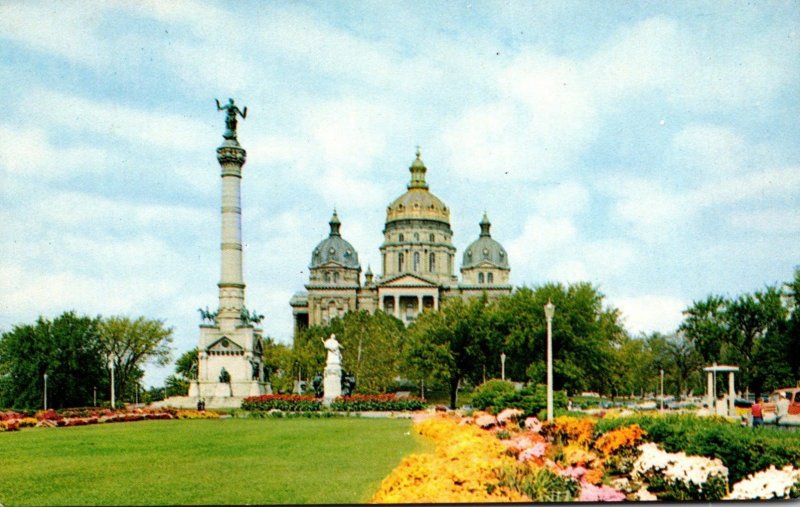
706, 371, 713, 408
728, 371, 736, 417
216, 138, 247, 332
393, 295, 400, 319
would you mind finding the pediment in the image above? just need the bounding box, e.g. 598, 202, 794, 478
378, 273, 439, 287
207, 336, 244, 353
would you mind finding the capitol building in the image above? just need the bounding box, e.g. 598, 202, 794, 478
290, 149, 512, 336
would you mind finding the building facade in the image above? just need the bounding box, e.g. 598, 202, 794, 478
290, 149, 511, 335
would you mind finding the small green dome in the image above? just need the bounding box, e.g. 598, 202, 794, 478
310, 211, 360, 269
462, 213, 509, 269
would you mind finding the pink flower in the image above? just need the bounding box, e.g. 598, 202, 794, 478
497, 408, 524, 425
561, 465, 588, 480
518, 442, 547, 463
578, 482, 626, 502
475, 414, 497, 428
523, 416, 542, 433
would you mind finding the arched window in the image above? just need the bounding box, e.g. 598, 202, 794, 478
478, 272, 485, 284
333, 272, 339, 283
413, 252, 420, 272
324, 272, 331, 283
399, 234, 404, 242
398, 253, 404, 271
414, 233, 419, 241
429, 253, 435, 272
429, 233, 435, 242
487, 272, 494, 284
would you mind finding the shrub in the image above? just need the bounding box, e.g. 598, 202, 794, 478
497, 464, 579, 502
241, 394, 322, 412
471, 380, 517, 413
596, 414, 800, 484
330, 394, 425, 412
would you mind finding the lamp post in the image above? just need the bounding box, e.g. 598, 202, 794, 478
108, 358, 115, 409
544, 300, 555, 422
93, 386, 97, 407
43, 373, 48, 410
500, 352, 506, 381
660, 368, 665, 411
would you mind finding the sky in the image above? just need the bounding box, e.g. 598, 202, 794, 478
1, 1, 798, 388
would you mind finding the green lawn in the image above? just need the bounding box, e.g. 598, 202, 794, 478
0, 417, 429, 505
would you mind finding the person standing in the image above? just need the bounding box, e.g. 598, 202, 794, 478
751, 397, 764, 427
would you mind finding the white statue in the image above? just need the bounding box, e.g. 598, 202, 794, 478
322, 334, 343, 366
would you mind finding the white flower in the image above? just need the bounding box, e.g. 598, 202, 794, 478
633, 442, 728, 489
725, 465, 800, 500
497, 408, 523, 425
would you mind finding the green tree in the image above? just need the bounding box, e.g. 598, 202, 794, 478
262, 337, 294, 393
492, 283, 624, 395
406, 297, 495, 408
0, 312, 107, 409
175, 348, 198, 380
609, 334, 654, 398
98, 316, 173, 403
295, 311, 405, 394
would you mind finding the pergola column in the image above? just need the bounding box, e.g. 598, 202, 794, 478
706, 371, 714, 408
728, 371, 736, 417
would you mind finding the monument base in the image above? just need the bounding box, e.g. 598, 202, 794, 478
322, 365, 342, 406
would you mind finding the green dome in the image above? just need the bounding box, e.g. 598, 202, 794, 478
462, 213, 509, 269
310, 211, 360, 269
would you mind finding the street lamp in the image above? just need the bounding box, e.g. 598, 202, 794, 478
108, 358, 115, 409
43, 373, 48, 410
544, 300, 555, 422
500, 352, 507, 381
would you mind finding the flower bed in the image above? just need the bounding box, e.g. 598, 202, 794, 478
330, 394, 425, 412
0, 407, 223, 431
241, 394, 322, 412
371, 411, 800, 502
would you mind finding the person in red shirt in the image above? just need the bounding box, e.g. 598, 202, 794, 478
751, 397, 764, 427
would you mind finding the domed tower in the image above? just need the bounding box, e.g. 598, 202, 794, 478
305, 210, 361, 324
460, 212, 511, 290
380, 148, 457, 286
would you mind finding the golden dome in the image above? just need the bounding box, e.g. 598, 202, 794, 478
385, 149, 450, 225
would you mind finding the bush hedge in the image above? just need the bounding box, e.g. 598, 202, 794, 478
596, 414, 800, 484
471, 381, 567, 417
241, 394, 322, 412
330, 394, 425, 412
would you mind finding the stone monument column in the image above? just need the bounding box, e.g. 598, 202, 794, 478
216, 111, 247, 332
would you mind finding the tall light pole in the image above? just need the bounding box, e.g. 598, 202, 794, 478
660, 368, 665, 411
43, 373, 48, 410
544, 300, 555, 422
500, 352, 506, 381
109, 358, 115, 409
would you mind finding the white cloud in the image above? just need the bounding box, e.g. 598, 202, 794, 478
729, 209, 800, 234
0, 2, 109, 66
611, 295, 687, 336
20, 89, 214, 152
0, 125, 108, 179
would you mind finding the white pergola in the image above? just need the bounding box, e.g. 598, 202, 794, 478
703, 363, 739, 417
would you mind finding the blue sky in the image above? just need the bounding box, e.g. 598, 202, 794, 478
1, 1, 798, 388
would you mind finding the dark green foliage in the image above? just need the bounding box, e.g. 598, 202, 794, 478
471, 380, 567, 417
0, 312, 107, 409
329, 394, 425, 411
241, 394, 322, 411
596, 414, 800, 484
470, 379, 517, 412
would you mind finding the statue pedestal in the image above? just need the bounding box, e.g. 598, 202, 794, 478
323, 365, 342, 406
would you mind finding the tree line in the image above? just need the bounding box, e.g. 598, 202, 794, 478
0, 313, 172, 409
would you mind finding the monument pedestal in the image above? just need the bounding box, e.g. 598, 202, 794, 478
323, 365, 342, 406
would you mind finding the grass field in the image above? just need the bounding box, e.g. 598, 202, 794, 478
0, 417, 429, 505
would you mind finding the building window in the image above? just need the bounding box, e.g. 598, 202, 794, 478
487, 272, 494, 284
414, 233, 419, 241
429, 253, 435, 272
429, 233, 435, 242
398, 253, 404, 271
478, 272, 485, 284
399, 234, 404, 242
324, 272, 331, 283
333, 272, 339, 283
413, 252, 420, 272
